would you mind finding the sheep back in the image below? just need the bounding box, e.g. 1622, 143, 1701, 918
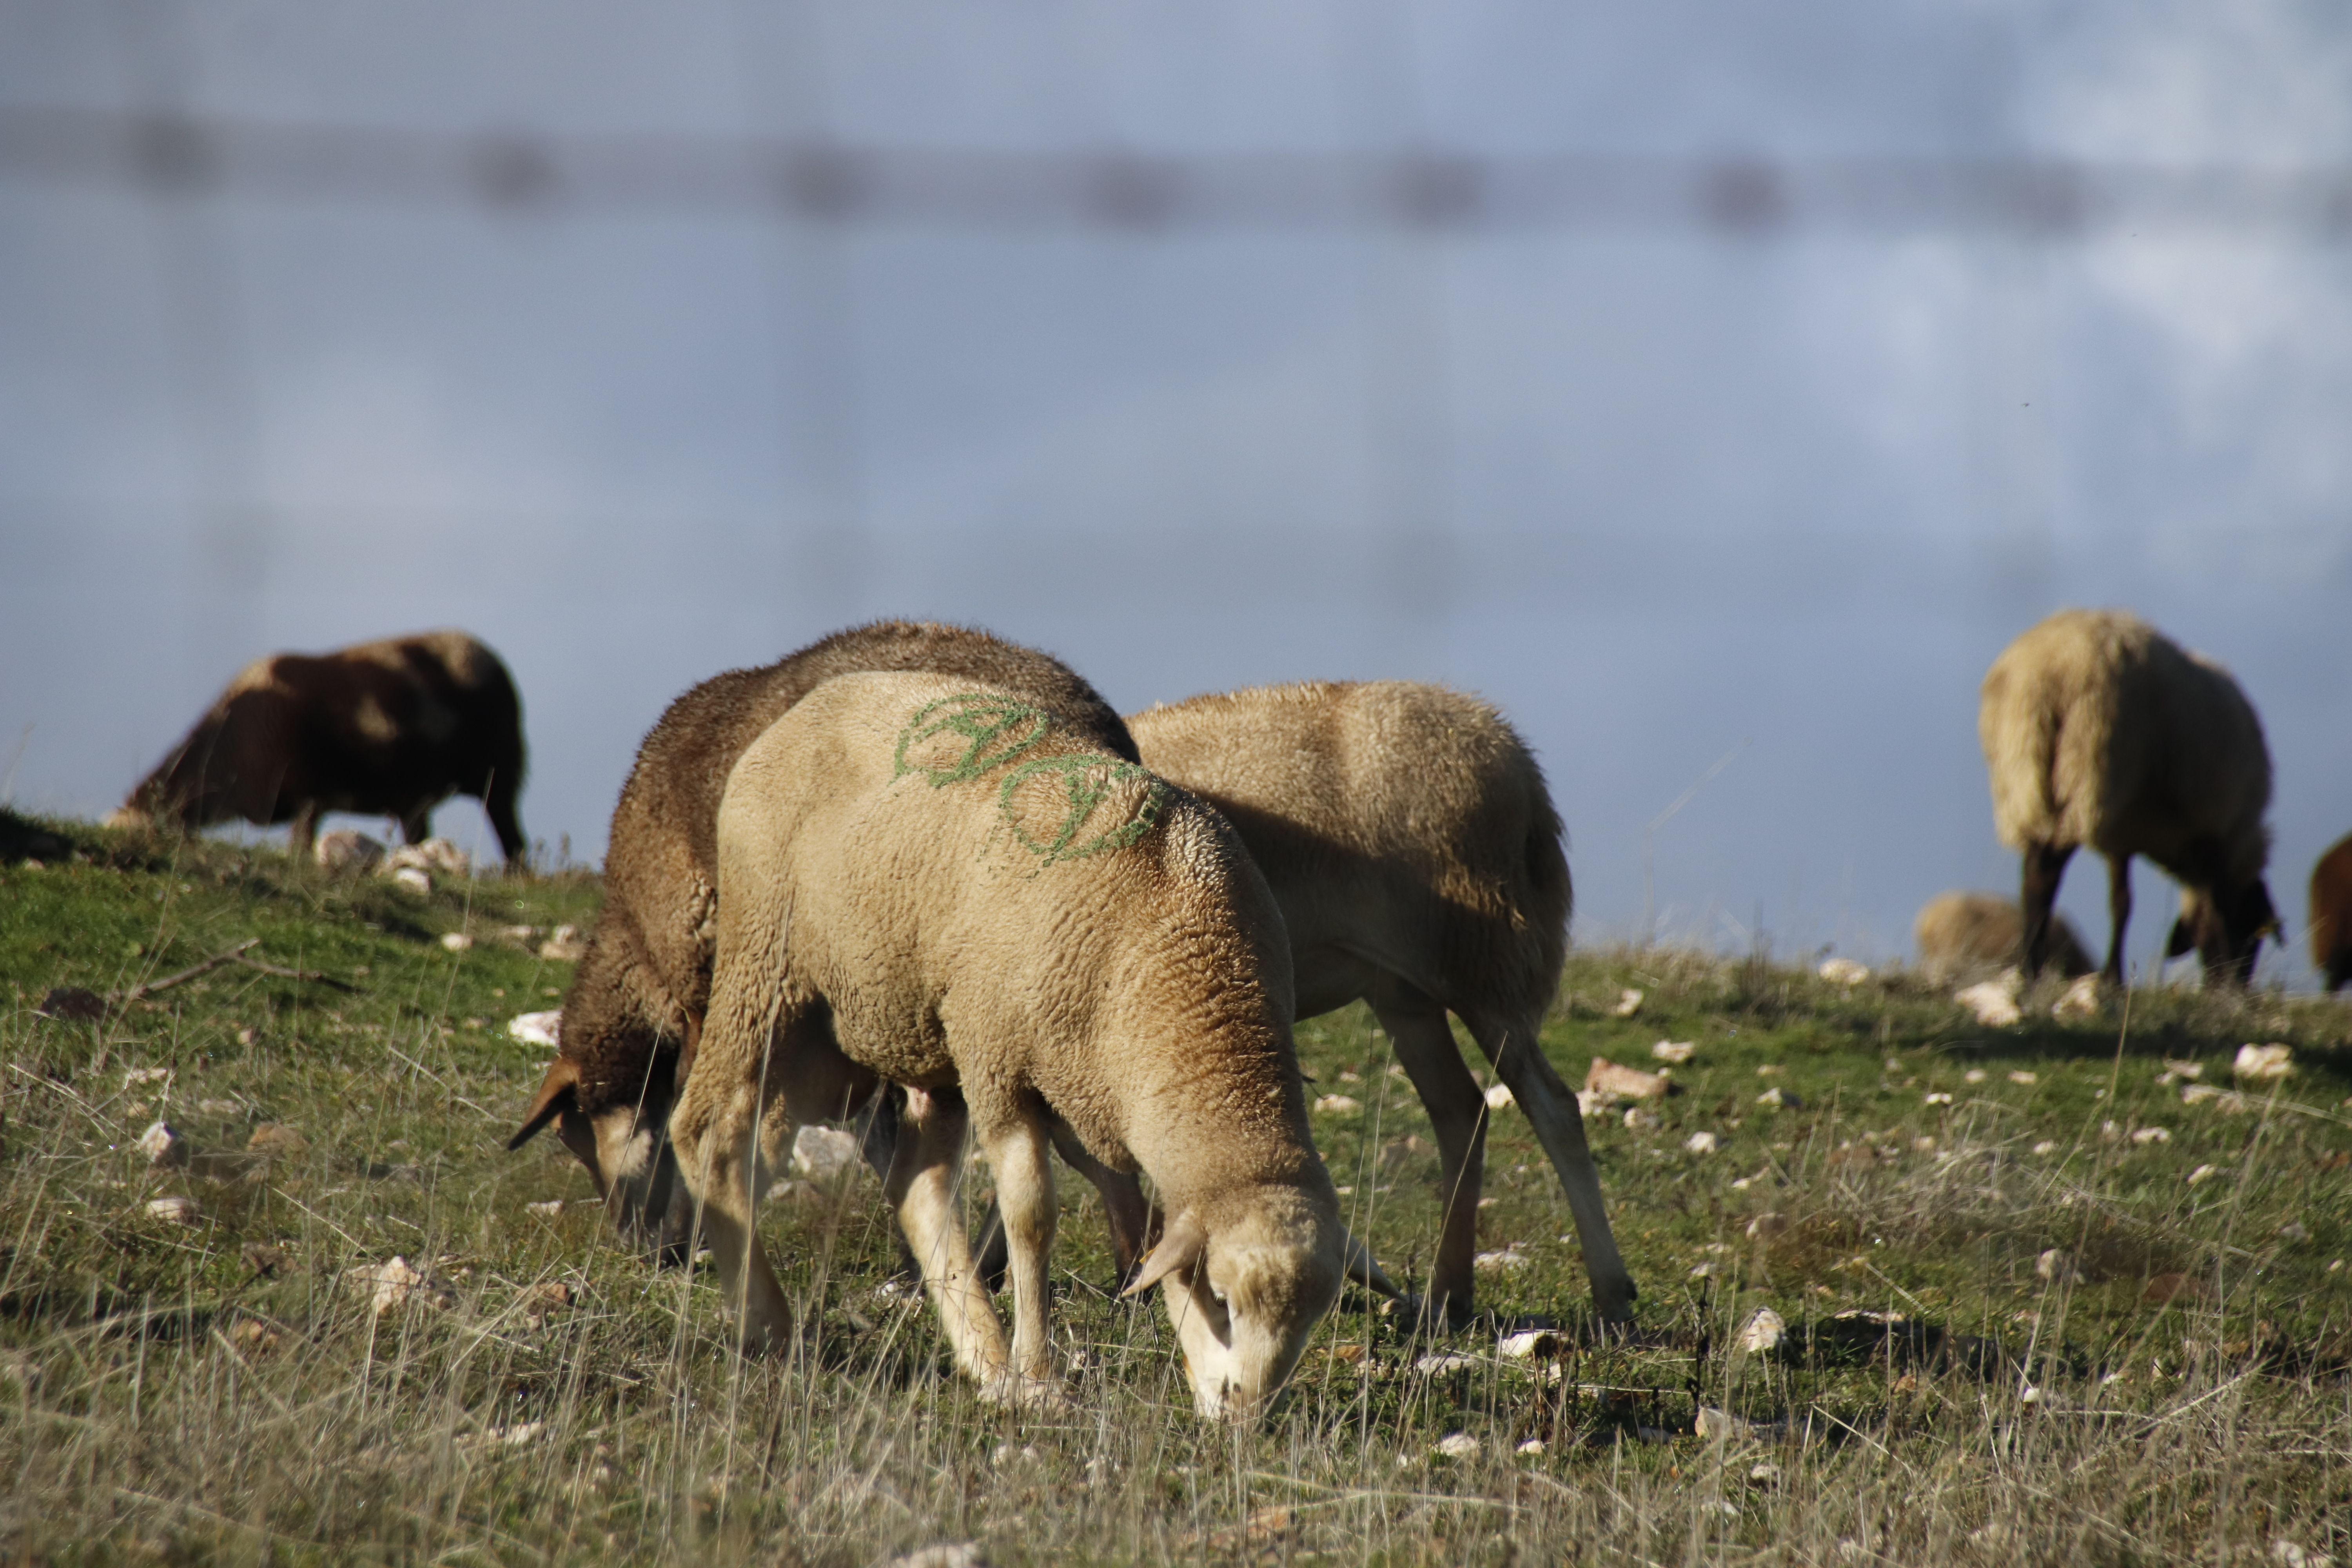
1978, 608, 2270, 886
1127, 681, 1568, 1025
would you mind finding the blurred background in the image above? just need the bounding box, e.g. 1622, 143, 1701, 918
3, 0, 2348, 980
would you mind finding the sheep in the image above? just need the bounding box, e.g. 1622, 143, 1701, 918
671, 670, 1346, 1419
506, 621, 1140, 1251
2311, 834, 2352, 993
1978, 608, 2279, 987
1117, 681, 1632, 1328
1913, 891, 2094, 984
108, 630, 527, 868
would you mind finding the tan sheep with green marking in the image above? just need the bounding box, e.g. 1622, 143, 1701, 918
669, 671, 1347, 1420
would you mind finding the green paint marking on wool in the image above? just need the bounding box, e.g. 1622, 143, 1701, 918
893, 694, 1051, 787
998, 755, 1171, 864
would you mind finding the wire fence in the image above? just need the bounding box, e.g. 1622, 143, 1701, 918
7, 105, 2350, 239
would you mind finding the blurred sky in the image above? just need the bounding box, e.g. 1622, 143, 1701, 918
3, 0, 2349, 981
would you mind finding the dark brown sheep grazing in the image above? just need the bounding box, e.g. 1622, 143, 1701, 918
1979, 608, 2278, 987
109, 630, 527, 867
506, 621, 1136, 1247
2312, 834, 2352, 993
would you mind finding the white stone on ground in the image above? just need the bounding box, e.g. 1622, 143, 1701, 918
791, 1124, 864, 1181
508, 1011, 562, 1048
1651, 1040, 1696, 1064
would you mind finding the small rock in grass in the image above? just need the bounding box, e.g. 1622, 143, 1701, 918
2270, 1539, 2332, 1568
1611, 988, 1644, 1018
539, 925, 587, 962
315, 830, 384, 871
1474, 1245, 1530, 1272
1652, 1040, 1696, 1065
386, 838, 470, 877
507, 1011, 562, 1048
1313, 1094, 1361, 1115
2009, 1071, 2037, 1085
1484, 1083, 1515, 1110
1684, 1131, 1719, 1155
2158, 1058, 2204, 1084
2279, 1221, 2311, 1243
885, 1547, 991, 1568
1737, 1308, 1786, 1353
2235, 1043, 2294, 1082
2051, 974, 2104, 1020
1964, 1069, 1987, 1084
2032, 1140, 2058, 1155
348, 1256, 453, 1315
1818, 957, 1869, 986
1416, 1352, 1479, 1375
1690, 1261, 1715, 1279
1517, 1438, 1546, 1456
1584, 1058, 1670, 1103
389, 866, 431, 895
1749, 1461, 1782, 1484
1499, 1329, 1559, 1359
526, 1198, 567, 1217
146, 1195, 200, 1225
2131, 1126, 2170, 1145
1955, 978, 2023, 1028
1622, 1107, 1659, 1131
1924, 1091, 1954, 1106
439, 931, 474, 953
2187, 1164, 2218, 1185
1755, 1087, 1784, 1108
791, 1123, 864, 1181
2035, 1249, 2080, 1283
1913, 1136, 1936, 1152
138, 1120, 190, 1168
1433, 1432, 1481, 1459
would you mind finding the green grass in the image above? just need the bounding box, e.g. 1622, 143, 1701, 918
5, 806, 2352, 1565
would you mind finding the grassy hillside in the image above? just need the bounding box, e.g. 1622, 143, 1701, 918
4, 807, 2350, 1565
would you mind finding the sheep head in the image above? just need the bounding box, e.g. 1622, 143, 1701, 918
1123, 1188, 1342, 1422
2166, 878, 2281, 987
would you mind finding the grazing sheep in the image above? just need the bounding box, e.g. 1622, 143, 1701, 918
108, 630, 526, 867
2312, 834, 2352, 993
506, 622, 1138, 1250
1913, 891, 2094, 983
1123, 682, 1632, 1327
673, 671, 1345, 1419
1979, 609, 2279, 986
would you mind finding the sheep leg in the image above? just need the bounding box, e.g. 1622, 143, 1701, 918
980, 1111, 1063, 1403
1468, 1010, 1638, 1327
2102, 853, 2132, 986
483, 767, 528, 871
671, 1077, 795, 1355
1369, 990, 1487, 1330
973, 1122, 1154, 1293
885, 1086, 1013, 1390
287, 803, 321, 864
2019, 840, 2074, 980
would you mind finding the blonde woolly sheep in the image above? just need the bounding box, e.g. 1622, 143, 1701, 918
1913, 891, 2094, 983
1978, 609, 2279, 986
671, 672, 1347, 1419
1123, 681, 1632, 1327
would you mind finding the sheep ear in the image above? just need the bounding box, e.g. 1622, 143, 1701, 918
1122, 1210, 1208, 1297
508, 1057, 583, 1151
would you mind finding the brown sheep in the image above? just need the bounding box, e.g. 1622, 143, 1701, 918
1979, 608, 2279, 987
1913, 890, 2095, 983
675, 671, 1345, 1418
1121, 682, 1630, 1327
2312, 834, 2352, 993
507, 621, 1138, 1248
108, 630, 526, 867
